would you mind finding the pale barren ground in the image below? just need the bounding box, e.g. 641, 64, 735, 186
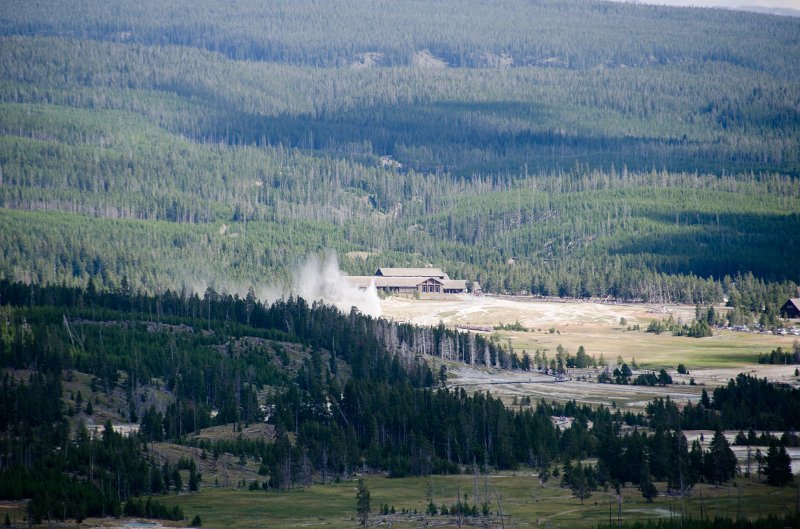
381, 295, 799, 408
382, 294, 699, 328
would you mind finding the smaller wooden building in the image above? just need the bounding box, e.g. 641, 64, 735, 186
782, 298, 800, 318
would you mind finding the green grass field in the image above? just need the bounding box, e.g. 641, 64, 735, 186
498, 327, 796, 370
156, 473, 799, 529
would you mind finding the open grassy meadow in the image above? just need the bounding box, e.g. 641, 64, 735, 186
151, 473, 799, 529
496, 327, 795, 370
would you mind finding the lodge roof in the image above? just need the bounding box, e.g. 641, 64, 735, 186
375, 267, 449, 279
442, 279, 468, 290
346, 276, 446, 288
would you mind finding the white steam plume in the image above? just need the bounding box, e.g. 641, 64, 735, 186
291, 252, 381, 318
178, 252, 380, 318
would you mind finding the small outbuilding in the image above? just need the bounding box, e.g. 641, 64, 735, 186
782, 298, 800, 318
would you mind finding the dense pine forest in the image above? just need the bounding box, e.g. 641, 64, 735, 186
1, 2, 800, 524
0, 0, 798, 305
2, 280, 800, 523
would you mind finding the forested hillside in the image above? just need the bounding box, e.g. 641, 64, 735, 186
4, 280, 800, 522
2, 36, 798, 177
3, 0, 799, 75
0, 0, 798, 305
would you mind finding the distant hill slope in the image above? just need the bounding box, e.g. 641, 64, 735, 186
735, 5, 800, 17
0, 1, 797, 300
1, 36, 797, 177
2, 0, 798, 76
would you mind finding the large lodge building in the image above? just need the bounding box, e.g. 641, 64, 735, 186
345, 267, 479, 296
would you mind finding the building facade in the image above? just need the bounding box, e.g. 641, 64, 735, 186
782, 298, 800, 318
346, 267, 478, 295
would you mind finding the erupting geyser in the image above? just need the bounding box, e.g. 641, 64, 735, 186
291, 253, 381, 318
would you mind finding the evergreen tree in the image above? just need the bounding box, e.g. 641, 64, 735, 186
764, 442, 793, 487
704, 430, 737, 484
569, 462, 592, 504
639, 458, 658, 502
356, 478, 371, 528
189, 464, 201, 492
700, 389, 711, 409
172, 467, 183, 493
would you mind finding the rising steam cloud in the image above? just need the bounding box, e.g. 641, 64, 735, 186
291, 253, 381, 318
181, 252, 381, 318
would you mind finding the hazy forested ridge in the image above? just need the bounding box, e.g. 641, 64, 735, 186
0, 0, 798, 306
2, 0, 799, 74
